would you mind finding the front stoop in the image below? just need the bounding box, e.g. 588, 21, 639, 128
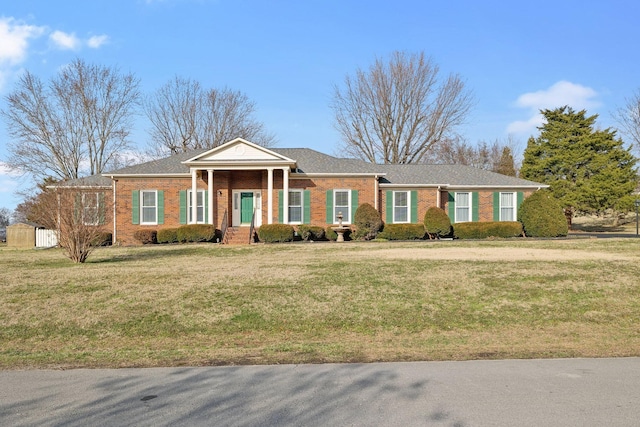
223, 227, 253, 245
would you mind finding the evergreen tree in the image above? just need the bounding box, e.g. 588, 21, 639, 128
495, 147, 516, 176
520, 106, 638, 226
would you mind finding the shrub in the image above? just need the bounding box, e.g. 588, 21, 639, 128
176, 224, 218, 243
133, 229, 157, 244
157, 228, 179, 244
258, 224, 295, 243
518, 190, 568, 237
353, 203, 383, 240
297, 224, 326, 241
325, 225, 351, 241
91, 232, 112, 246
453, 221, 523, 239
377, 223, 426, 240
423, 207, 452, 239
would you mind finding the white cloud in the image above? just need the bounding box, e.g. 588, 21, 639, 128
507, 81, 600, 136
0, 17, 45, 66
49, 30, 81, 50
87, 34, 109, 49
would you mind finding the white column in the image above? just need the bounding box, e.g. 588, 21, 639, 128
208, 169, 214, 225
282, 167, 289, 224
191, 168, 198, 224
267, 168, 274, 224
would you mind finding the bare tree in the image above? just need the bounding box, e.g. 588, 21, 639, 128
331, 51, 474, 164
0, 207, 11, 227
614, 89, 640, 155
430, 136, 520, 176
144, 76, 275, 156
2, 59, 140, 183
29, 185, 111, 263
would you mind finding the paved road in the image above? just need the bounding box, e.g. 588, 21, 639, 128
1, 358, 639, 426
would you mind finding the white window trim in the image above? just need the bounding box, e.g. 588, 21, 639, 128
455, 192, 471, 223
188, 189, 205, 224
288, 189, 303, 224
500, 192, 516, 221
140, 190, 158, 225
393, 191, 411, 224
82, 192, 100, 226
333, 189, 351, 225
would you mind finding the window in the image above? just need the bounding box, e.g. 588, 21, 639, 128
82, 193, 100, 225
455, 192, 470, 223
393, 191, 409, 223
500, 192, 515, 221
141, 190, 157, 224
188, 190, 205, 223
334, 190, 350, 224
289, 190, 302, 223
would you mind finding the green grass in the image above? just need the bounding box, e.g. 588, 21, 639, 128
1, 239, 640, 368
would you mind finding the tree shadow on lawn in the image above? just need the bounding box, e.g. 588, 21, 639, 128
87, 244, 225, 264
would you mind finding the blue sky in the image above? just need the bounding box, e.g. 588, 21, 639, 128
1, 0, 639, 211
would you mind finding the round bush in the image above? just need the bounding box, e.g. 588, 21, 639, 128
517, 190, 568, 237
423, 207, 452, 239
353, 203, 383, 240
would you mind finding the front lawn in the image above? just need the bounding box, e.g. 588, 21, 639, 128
1, 239, 639, 369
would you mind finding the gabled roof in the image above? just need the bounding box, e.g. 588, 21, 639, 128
89, 139, 546, 188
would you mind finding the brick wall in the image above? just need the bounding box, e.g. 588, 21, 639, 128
113, 172, 538, 245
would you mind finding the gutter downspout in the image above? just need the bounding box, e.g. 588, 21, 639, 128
374, 175, 379, 213
113, 180, 117, 244
437, 185, 441, 209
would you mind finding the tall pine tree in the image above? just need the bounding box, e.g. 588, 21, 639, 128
521, 106, 638, 226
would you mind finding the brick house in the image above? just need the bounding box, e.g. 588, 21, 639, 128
58, 138, 547, 245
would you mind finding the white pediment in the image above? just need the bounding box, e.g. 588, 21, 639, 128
184, 138, 295, 164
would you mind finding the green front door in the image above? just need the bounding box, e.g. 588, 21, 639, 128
240, 192, 253, 224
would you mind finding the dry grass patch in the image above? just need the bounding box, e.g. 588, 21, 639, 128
1, 239, 640, 369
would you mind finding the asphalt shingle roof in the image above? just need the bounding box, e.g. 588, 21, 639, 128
55, 146, 544, 188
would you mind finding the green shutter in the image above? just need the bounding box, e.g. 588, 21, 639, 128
157, 190, 164, 225
385, 191, 393, 223
98, 193, 106, 225
448, 192, 455, 222
326, 190, 333, 223
132, 191, 140, 224
493, 192, 500, 221
351, 190, 359, 223
517, 192, 524, 208
472, 192, 479, 222
303, 190, 311, 224
204, 191, 209, 224
179, 190, 187, 224
278, 190, 283, 223
410, 190, 418, 223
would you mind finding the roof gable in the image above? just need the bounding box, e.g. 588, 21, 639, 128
184, 138, 295, 164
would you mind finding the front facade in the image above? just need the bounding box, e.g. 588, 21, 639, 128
63, 138, 546, 245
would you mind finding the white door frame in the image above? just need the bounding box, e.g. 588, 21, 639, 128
232, 190, 262, 227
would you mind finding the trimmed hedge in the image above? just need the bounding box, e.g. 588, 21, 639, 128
377, 223, 426, 240
133, 229, 157, 244
423, 207, 452, 239
353, 203, 383, 240
325, 225, 351, 241
176, 224, 219, 243
297, 224, 326, 241
453, 221, 523, 239
518, 190, 568, 237
157, 228, 179, 244
258, 224, 295, 243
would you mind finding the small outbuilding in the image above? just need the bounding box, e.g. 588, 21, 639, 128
6, 222, 39, 248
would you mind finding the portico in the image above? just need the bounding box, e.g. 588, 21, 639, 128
183, 139, 296, 227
